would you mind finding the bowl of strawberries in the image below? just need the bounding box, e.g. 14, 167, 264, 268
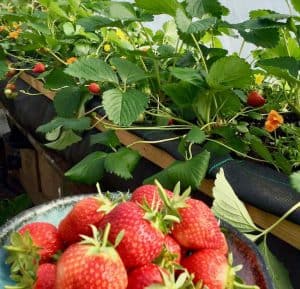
0, 183, 274, 289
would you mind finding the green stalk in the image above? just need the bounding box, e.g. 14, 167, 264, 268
191, 33, 208, 73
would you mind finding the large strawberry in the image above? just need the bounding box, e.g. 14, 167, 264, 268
18, 222, 63, 263
181, 249, 234, 289
58, 196, 113, 245
171, 198, 226, 251
131, 184, 174, 210
127, 263, 163, 289
98, 201, 165, 269
55, 225, 128, 289
34, 263, 56, 289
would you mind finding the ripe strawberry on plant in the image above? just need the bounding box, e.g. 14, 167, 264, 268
181, 249, 234, 289
88, 82, 101, 94
247, 91, 266, 107
171, 198, 227, 251
17, 222, 63, 263
98, 201, 165, 269
32, 62, 46, 73
5, 83, 16, 91
55, 225, 128, 289
34, 263, 56, 289
127, 263, 164, 289
58, 196, 114, 246
131, 184, 174, 210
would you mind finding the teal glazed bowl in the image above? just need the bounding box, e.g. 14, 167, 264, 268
0, 195, 274, 289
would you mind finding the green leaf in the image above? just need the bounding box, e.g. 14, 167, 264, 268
290, 171, 300, 193
212, 168, 261, 233
90, 130, 120, 148
144, 150, 210, 190
37, 117, 91, 133
185, 127, 206, 144
54, 87, 81, 118
257, 57, 300, 78
175, 9, 217, 34
77, 16, 114, 32
0, 60, 8, 80
103, 88, 148, 126
110, 58, 148, 84
258, 239, 293, 289
135, 0, 180, 16
291, 0, 300, 13
45, 130, 82, 150
63, 22, 75, 36
207, 56, 252, 90
169, 67, 203, 86
104, 148, 140, 179
186, 0, 229, 18
239, 28, 280, 48
65, 152, 107, 184
247, 134, 273, 162
64, 58, 118, 84
44, 68, 76, 89
273, 152, 292, 175
109, 2, 136, 20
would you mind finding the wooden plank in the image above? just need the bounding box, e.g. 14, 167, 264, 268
11, 72, 300, 250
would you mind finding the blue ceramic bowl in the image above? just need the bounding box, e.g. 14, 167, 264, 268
0, 195, 274, 289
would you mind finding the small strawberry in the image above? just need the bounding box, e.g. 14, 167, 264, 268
88, 82, 101, 94
131, 184, 173, 210
6, 69, 16, 78
4, 88, 17, 99
34, 263, 56, 289
98, 201, 165, 269
171, 198, 225, 251
127, 263, 163, 289
55, 225, 128, 289
164, 235, 181, 263
18, 222, 63, 263
247, 91, 266, 107
5, 83, 16, 91
32, 62, 46, 73
58, 196, 113, 246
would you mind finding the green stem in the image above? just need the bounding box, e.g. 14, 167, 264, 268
284, 0, 293, 15
233, 281, 259, 289
238, 40, 245, 57
282, 29, 291, 57
48, 50, 67, 65
102, 223, 111, 248
145, 110, 194, 126
191, 33, 208, 73
253, 202, 300, 241
127, 136, 182, 148
3, 246, 26, 253
207, 138, 269, 163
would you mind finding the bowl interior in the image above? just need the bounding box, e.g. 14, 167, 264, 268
0, 195, 274, 289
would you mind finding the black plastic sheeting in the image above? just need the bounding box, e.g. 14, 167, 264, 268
1, 78, 300, 225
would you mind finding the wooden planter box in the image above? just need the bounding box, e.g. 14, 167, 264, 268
1, 71, 300, 250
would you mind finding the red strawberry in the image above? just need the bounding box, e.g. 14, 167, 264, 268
98, 201, 165, 269
127, 263, 163, 289
55, 225, 128, 289
58, 197, 112, 245
32, 62, 46, 73
34, 263, 56, 289
131, 185, 173, 210
171, 199, 225, 250
19, 222, 63, 263
164, 235, 181, 263
181, 249, 232, 289
88, 82, 101, 94
247, 91, 266, 107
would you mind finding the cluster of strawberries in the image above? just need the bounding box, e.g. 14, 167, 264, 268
4, 183, 248, 289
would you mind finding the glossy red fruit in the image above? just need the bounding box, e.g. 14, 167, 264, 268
58, 197, 109, 245
32, 62, 46, 73
171, 199, 225, 250
88, 82, 101, 94
19, 222, 63, 263
127, 263, 163, 289
55, 240, 128, 289
247, 91, 266, 107
34, 263, 56, 289
131, 185, 174, 210
181, 249, 230, 289
98, 201, 164, 269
